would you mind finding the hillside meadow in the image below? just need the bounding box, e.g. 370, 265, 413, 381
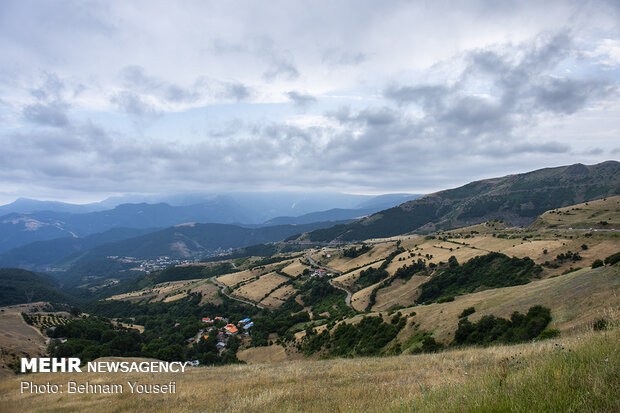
0, 327, 617, 412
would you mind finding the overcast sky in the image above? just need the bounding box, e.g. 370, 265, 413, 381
0, 0, 619, 204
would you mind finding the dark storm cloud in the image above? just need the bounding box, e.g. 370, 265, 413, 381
22, 102, 69, 127
286, 91, 317, 107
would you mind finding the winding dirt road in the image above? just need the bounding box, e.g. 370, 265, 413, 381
305, 253, 353, 308
210, 276, 264, 309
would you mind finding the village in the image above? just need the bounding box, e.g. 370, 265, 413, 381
180, 316, 254, 366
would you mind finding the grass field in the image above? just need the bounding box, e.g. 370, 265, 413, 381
531, 195, 620, 229
1, 327, 616, 412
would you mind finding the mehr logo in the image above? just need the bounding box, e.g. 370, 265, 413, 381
21, 358, 190, 373
21, 358, 81, 373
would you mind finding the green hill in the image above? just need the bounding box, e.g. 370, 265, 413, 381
302, 161, 620, 242
0, 268, 77, 306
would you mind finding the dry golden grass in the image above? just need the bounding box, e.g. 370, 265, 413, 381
281, 259, 310, 277
332, 261, 384, 289
215, 269, 257, 287
237, 344, 304, 364
233, 272, 289, 303
390, 265, 620, 343
350, 282, 378, 312
1, 328, 616, 412
259, 285, 296, 309
322, 242, 397, 272
106, 279, 222, 305
0, 312, 47, 378
411, 240, 487, 265
371, 275, 428, 312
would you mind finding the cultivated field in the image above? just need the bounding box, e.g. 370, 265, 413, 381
281, 259, 310, 277
106, 279, 222, 306
259, 284, 296, 309
318, 242, 398, 272
215, 269, 257, 287
232, 272, 289, 303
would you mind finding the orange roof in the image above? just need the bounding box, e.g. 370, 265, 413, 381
203, 335, 209, 340
227, 327, 238, 333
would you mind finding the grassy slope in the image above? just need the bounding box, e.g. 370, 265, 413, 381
531, 194, 620, 229
1, 328, 616, 412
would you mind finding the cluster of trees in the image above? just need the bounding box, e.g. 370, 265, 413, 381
454, 305, 552, 346
48, 317, 146, 361
356, 247, 404, 289
301, 313, 407, 357
416, 252, 541, 303
342, 244, 372, 258
298, 277, 354, 319
555, 251, 582, 263
393, 259, 428, 281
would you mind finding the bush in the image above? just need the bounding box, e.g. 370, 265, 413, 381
604, 252, 620, 266
593, 318, 608, 331
437, 295, 455, 303
591, 259, 604, 269
453, 305, 552, 346
459, 307, 475, 318
537, 329, 560, 340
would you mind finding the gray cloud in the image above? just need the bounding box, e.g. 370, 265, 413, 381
22, 102, 69, 127
322, 49, 366, 66
383, 85, 449, 111
381, 32, 617, 159
263, 59, 299, 81
116, 65, 204, 108
30, 73, 66, 101
0, 3, 618, 202
111, 91, 160, 117
533, 77, 615, 115
286, 91, 317, 107
222, 82, 252, 101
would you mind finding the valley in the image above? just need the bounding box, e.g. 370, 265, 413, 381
0, 164, 618, 412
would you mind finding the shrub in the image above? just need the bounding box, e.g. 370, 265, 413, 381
537, 329, 560, 340
459, 307, 475, 318
591, 259, 604, 269
593, 318, 608, 331
453, 305, 552, 346
604, 252, 620, 266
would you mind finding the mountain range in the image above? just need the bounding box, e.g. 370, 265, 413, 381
0, 193, 422, 253
300, 161, 620, 242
